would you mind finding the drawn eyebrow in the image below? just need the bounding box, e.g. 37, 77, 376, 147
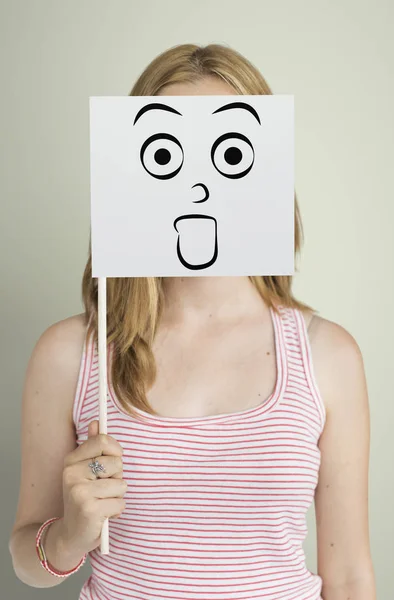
133, 103, 183, 125
212, 101, 261, 125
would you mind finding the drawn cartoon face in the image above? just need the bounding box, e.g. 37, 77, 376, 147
133, 100, 261, 270
89, 95, 294, 278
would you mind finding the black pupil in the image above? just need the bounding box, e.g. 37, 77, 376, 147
155, 148, 171, 165
224, 147, 242, 165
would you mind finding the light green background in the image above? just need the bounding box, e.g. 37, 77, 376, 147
1, 0, 393, 598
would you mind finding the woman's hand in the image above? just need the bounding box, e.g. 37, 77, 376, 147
58, 420, 127, 556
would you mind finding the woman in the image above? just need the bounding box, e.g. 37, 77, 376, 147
9, 44, 375, 599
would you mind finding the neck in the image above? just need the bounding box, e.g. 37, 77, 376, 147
160, 276, 268, 325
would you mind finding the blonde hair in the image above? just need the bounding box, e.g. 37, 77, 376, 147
82, 43, 310, 417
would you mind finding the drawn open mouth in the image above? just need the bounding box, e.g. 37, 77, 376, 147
173, 214, 218, 270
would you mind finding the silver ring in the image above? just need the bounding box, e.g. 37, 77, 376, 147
89, 458, 105, 477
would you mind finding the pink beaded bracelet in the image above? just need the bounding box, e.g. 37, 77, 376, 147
35, 517, 87, 578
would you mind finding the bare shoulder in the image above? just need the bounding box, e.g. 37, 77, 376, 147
35, 312, 87, 352
300, 309, 367, 414
302, 310, 362, 359
27, 313, 89, 421
33, 313, 87, 371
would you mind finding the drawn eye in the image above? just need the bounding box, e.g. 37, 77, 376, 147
140, 133, 184, 180
211, 132, 254, 179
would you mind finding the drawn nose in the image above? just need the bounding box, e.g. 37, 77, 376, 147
191, 183, 210, 203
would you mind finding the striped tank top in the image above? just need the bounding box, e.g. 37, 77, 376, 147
74, 305, 326, 600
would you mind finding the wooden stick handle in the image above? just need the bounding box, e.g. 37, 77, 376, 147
98, 277, 109, 555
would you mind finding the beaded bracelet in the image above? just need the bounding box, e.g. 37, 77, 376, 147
35, 517, 87, 578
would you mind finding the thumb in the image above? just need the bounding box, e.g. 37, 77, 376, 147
88, 419, 99, 438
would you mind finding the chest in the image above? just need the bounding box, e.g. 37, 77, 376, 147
145, 318, 277, 418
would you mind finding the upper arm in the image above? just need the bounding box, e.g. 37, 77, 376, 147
308, 315, 374, 587
9, 314, 87, 545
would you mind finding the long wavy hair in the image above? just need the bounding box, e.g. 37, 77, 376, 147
82, 43, 311, 417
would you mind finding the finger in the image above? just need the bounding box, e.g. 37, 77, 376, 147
88, 420, 99, 438
96, 498, 127, 520
89, 477, 128, 499
80, 455, 123, 481
65, 433, 123, 467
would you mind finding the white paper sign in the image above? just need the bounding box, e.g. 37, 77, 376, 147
89, 95, 294, 277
